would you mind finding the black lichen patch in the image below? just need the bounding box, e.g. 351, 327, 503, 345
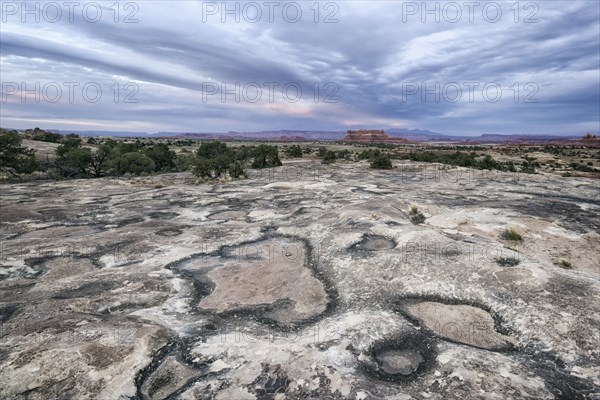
0, 262, 44, 280
510, 200, 599, 234
147, 368, 175, 398
86, 196, 112, 205
545, 276, 595, 299
351, 187, 393, 196
135, 338, 211, 400
86, 240, 151, 269
384, 220, 403, 227
0, 282, 36, 302
167, 199, 198, 207
248, 364, 290, 398
36, 208, 80, 222
271, 195, 304, 210
515, 349, 600, 400
113, 216, 145, 228
0, 303, 22, 323
349, 235, 396, 253
0, 347, 9, 364
155, 227, 184, 237
97, 299, 162, 315
495, 257, 521, 267
135, 342, 178, 399
148, 211, 179, 220
359, 332, 437, 382
53, 281, 117, 299
284, 369, 349, 399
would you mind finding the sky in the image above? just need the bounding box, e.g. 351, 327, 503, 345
1, 0, 599, 135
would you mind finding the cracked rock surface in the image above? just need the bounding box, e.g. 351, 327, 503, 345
0, 160, 599, 399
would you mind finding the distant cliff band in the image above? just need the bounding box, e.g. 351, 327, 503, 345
343, 130, 408, 143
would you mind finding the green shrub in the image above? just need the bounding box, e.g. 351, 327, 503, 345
558, 259, 573, 269
228, 161, 246, 179
321, 150, 337, 164
110, 152, 155, 175
0, 131, 38, 174
35, 130, 62, 143
251, 145, 282, 168
143, 143, 176, 172
370, 154, 393, 169
54, 136, 93, 178
175, 153, 196, 171
193, 157, 214, 178
358, 149, 381, 161
285, 145, 303, 158
570, 162, 595, 172
502, 226, 523, 241
409, 203, 426, 224
410, 203, 419, 214
192, 141, 250, 180
197, 141, 229, 159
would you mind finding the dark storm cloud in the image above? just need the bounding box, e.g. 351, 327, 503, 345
0, 0, 598, 134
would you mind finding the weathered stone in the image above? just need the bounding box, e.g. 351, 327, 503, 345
1, 160, 598, 399
404, 302, 514, 350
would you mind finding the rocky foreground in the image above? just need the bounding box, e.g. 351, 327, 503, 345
0, 160, 599, 399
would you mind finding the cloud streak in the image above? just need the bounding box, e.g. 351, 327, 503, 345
1, 0, 598, 135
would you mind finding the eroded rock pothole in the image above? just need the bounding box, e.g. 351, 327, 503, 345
172, 236, 331, 327
399, 300, 514, 351
377, 349, 425, 375
361, 332, 437, 382
349, 235, 396, 252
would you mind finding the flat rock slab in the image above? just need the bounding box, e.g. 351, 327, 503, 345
197, 238, 328, 324
404, 301, 514, 350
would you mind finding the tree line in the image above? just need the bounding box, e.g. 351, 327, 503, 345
0, 130, 283, 181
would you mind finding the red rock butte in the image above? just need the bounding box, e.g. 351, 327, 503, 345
344, 130, 409, 143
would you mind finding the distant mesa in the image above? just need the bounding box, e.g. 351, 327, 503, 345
344, 129, 387, 142
344, 129, 409, 143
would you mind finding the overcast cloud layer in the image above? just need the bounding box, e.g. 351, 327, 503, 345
1, 0, 599, 135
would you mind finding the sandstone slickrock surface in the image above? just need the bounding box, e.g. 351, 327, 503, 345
1, 160, 599, 399
401, 301, 514, 351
